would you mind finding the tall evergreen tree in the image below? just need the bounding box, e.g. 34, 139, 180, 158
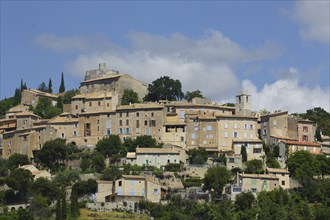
61, 191, 67, 220
55, 196, 62, 220
241, 145, 247, 162
22, 82, 27, 90
70, 188, 79, 217
59, 72, 65, 93
48, 78, 53, 93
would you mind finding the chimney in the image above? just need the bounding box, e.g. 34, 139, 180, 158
99, 63, 106, 71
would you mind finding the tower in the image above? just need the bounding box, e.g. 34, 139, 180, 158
235, 89, 251, 116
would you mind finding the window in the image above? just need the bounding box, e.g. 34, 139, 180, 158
180, 111, 184, 119
303, 126, 308, 132
207, 125, 212, 131
250, 124, 253, 130
74, 123, 78, 128
253, 148, 262, 153
233, 132, 238, 138
251, 188, 257, 193
126, 128, 130, 134
229, 158, 235, 163
250, 133, 253, 139
144, 120, 148, 126
126, 120, 129, 126
106, 130, 111, 135
98, 101, 101, 106
263, 129, 267, 135
273, 120, 277, 126
97, 119, 100, 124
167, 159, 170, 163
89, 102, 92, 107
153, 189, 159, 194
146, 128, 150, 135
224, 132, 228, 138
136, 112, 139, 117
224, 123, 228, 129
191, 133, 195, 139
151, 112, 154, 117
136, 120, 140, 128
180, 136, 184, 141
107, 103, 110, 107
119, 120, 122, 126
282, 181, 285, 186
119, 181, 122, 187
302, 135, 308, 142
75, 105, 78, 110
126, 112, 129, 117
119, 112, 122, 117
233, 187, 241, 193
73, 131, 77, 137
119, 128, 123, 134
243, 133, 247, 139
234, 123, 237, 129
149, 120, 156, 127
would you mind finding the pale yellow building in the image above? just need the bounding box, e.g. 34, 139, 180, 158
266, 167, 290, 189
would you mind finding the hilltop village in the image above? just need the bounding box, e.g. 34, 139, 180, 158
0, 63, 329, 219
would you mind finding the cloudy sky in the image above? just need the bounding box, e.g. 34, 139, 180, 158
1, 1, 329, 113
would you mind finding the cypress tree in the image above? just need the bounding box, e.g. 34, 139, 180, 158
48, 78, 53, 93
241, 145, 247, 162
22, 82, 27, 90
55, 196, 62, 220
61, 191, 67, 220
70, 188, 79, 218
59, 72, 65, 93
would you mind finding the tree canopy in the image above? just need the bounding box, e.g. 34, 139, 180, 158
203, 166, 231, 199
96, 134, 125, 158
124, 135, 162, 152
121, 89, 140, 105
301, 107, 330, 136
184, 90, 203, 102
62, 89, 79, 104
33, 98, 61, 119
245, 159, 263, 174
6, 153, 30, 170
37, 82, 49, 92
188, 148, 208, 164
143, 76, 184, 102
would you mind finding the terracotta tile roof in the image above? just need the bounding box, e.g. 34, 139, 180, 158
73, 92, 113, 99
81, 74, 122, 83
15, 112, 40, 118
117, 103, 164, 110
266, 167, 289, 174
48, 115, 79, 124
260, 111, 288, 118
29, 89, 58, 99
282, 140, 321, 147
239, 173, 279, 180
136, 147, 180, 154
233, 139, 263, 143
126, 152, 136, 158
270, 135, 297, 141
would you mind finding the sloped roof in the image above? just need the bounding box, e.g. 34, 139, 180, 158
136, 147, 180, 154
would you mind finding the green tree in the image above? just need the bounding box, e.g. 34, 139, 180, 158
30, 195, 51, 219
48, 78, 52, 93
235, 192, 255, 211
35, 138, 68, 170
203, 166, 231, 199
0, 97, 17, 116
315, 154, 330, 178
245, 159, 263, 174
90, 152, 105, 173
6, 153, 30, 170
59, 72, 65, 93
33, 97, 61, 119
273, 145, 280, 157
188, 148, 208, 164
121, 89, 140, 105
62, 89, 79, 104
56, 196, 62, 220
54, 169, 81, 187
70, 188, 79, 218
96, 135, 124, 158
143, 76, 184, 102
102, 166, 121, 180
241, 145, 247, 162
184, 90, 203, 102
80, 156, 91, 172
14, 88, 21, 104
30, 177, 58, 204
61, 191, 67, 220
286, 150, 320, 183
302, 107, 330, 136
5, 168, 33, 201
37, 81, 48, 92
56, 96, 63, 111
266, 157, 281, 168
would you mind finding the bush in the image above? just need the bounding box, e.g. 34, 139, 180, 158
183, 178, 203, 187
164, 163, 181, 172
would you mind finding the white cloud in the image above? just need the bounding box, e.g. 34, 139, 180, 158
243, 78, 330, 113
58, 30, 280, 100
292, 1, 330, 44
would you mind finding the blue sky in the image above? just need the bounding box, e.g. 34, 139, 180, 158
1, 1, 329, 112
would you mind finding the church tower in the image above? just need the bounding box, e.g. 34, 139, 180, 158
235, 89, 251, 116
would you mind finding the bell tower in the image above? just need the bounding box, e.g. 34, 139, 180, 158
235, 89, 251, 116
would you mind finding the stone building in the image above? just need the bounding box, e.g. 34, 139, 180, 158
21, 89, 58, 107
266, 167, 290, 189
95, 175, 161, 203
79, 63, 148, 101
126, 147, 181, 168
